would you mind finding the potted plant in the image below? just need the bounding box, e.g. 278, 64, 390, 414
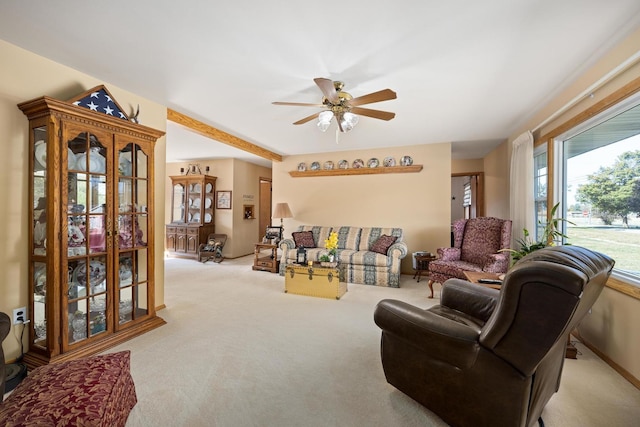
320, 231, 338, 266
504, 203, 574, 264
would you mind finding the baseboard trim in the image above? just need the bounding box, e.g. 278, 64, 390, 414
573, 331, 640, 390
156, 304, 167, 311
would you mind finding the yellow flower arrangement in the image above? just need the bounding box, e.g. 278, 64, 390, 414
324, 231, 338, 256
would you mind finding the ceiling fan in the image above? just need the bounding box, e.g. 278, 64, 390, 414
273, 78, 397, 133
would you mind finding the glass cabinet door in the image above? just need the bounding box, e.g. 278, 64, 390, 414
116, 142, 151, 327
188, 182, 202, 224
64, 127, 111, 348
204, 179, 214, 224
31, 124, 48, 350
172, 183, 185, 222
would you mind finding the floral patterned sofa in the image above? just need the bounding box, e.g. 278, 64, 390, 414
279, 225, 408, 287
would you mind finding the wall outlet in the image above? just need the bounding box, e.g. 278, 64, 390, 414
13, 307, 27, 325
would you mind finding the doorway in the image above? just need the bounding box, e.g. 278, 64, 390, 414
258, 178, 272, 241
451, 172, 484, 222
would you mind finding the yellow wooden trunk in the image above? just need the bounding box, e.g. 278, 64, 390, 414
284, 263, 347, 300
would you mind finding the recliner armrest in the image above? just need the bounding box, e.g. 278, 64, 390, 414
483, 252, 510, 273
374, 299, 481, 369
441, 279, 499, 323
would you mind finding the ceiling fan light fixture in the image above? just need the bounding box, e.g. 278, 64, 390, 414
317, 111, 333, 132
341, 112, 359, 132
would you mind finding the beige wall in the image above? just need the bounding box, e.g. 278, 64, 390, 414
0, 40, 167, 361
273, 143, 452, 274
503, 27, 640, 382
165, 159, 272, 258
452, 158, 484, 174
483, 141, 509, 218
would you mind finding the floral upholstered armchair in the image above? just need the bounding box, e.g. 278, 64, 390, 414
427, 217, 512, 298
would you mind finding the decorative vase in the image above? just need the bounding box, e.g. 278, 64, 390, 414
328, 254, 335, 262
72, 312, 87, 341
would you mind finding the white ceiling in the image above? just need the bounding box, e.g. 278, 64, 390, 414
2, 1, 640, 168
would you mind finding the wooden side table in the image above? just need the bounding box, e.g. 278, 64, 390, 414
252, 243, 279, 273
462, 271, 503, 290
413, 253, 437, 282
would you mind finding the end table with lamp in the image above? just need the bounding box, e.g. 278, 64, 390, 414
272, 202, 293, 245
413, 252, 437, 282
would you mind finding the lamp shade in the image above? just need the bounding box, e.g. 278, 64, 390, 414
273, 202, 293, 219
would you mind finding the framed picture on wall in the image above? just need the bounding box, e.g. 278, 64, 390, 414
216, 191, 232, 209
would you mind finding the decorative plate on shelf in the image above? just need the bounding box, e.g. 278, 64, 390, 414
193, 197, 201, 208
192, 212, 201, 222
73, 260, 106, 288
205, 213, 212, 222
367, 158, 380, 168
35, 140, 47, 169
310, 161, 321, 171
338, 160, 349, 169
119, 262, 133, 287
297, 162, 307, 172
205, 198, 212, 209
205, 183, 213, 193
383, 156, 396, 167
324, 161, 334, 170
352, 159, 365, 168
400, 155, 413, 166
118, 152, 132, 175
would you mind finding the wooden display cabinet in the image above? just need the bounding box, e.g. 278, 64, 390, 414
166, 174, 216, 260
19, 86, 166, 368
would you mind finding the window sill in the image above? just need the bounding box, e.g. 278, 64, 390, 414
606, 276, 640, 300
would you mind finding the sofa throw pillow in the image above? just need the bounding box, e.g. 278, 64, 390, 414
292, 231, 315, 248
370, 234, 397, 255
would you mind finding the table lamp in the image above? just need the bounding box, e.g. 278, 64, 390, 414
272, 202, 293, 243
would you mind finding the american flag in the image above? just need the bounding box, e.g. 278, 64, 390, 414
72, 87, 128, 120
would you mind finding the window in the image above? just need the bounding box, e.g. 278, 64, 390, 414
554, 94, 640, 283
533, 144, 548, 241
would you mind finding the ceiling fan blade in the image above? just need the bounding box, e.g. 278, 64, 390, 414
350, 106, 396, 121
314, 78, 339, 104
273, 101, 325, 108
293, 112, 322, 125
348, 89, 397, 107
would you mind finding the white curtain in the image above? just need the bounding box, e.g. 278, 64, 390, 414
509, 131, 534, 250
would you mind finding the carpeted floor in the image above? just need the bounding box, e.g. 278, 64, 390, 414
114, 255, 640, 426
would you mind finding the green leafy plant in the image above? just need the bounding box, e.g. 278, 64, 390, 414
503, 203, 574, 264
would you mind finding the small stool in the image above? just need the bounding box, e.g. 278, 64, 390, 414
413, 253, 436, 282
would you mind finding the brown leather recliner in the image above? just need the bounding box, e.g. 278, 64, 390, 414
374, 245, 614, 427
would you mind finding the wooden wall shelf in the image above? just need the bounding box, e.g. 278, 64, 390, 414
289, 165, 423, 177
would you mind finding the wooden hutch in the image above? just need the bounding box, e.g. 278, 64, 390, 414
166, 174, 217, 260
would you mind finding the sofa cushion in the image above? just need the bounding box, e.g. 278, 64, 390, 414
292, 231, 315, 248
298, 226, 333, 248
370, 234, 397, 255
335, 226, 362, 250
351, 251, 391, 267
358, 227, 403, 252
337, 249, 357, 263
0, 351, 136, 427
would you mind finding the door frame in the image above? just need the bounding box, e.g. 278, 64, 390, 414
258, 177, 272, 242
451, 172, 484, 218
